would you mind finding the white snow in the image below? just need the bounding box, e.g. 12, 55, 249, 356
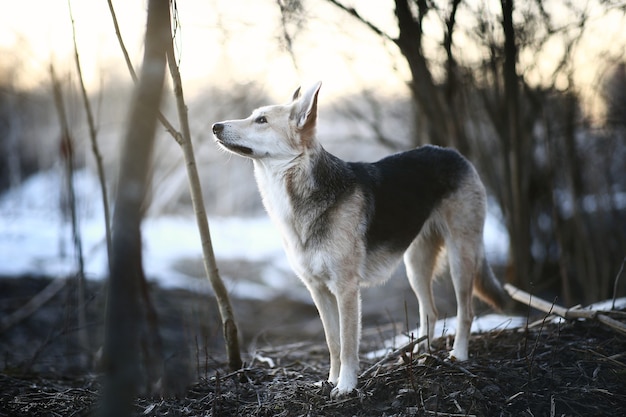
0, 169, 290, 298
365, 314, 529, 359
0, 169, 510, 291
3, 169, 625, 352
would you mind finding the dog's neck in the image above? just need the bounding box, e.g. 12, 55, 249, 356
252, 142, 325, 217
252, 144, 354, 248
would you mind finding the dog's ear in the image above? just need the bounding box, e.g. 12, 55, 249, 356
291, 86, 301, 102
294, 81, 322, 131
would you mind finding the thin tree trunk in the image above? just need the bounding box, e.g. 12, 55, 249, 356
562, 91, 597, 303
100, 2, 169, 416
165, 34, 242, 371
501, 0, 530, 289
68, 1, 112, 269
392, 0, 467, 152
107, 0, 243, 371
49, 64, 88, 368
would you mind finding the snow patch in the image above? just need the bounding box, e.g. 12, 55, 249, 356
366, 314, 528, 359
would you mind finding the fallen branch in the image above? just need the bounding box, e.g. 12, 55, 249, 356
360, 335, 427, 379
504, 283, 626, 336
0, 278, 67, 333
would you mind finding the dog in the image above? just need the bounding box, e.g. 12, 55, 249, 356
212, 82, 508, 397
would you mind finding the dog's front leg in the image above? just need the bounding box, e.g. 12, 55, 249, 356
332, 278, 361, 397
307, 282, 341, 385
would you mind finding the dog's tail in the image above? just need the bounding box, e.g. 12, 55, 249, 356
474, 259, 509, 311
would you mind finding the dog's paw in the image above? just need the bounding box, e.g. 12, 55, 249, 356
448, 349, 468, 362
329, 375, 358, 399
330, 385, 357, 399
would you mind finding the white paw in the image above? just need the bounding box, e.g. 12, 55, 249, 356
449, 349, 468, 362
330, 384, 356, 399
329, 373, 357, 399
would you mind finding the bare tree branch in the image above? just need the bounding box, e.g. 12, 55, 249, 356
50, 63, 89, 369
326, 0, 393, 42
165, 6, 243, 371
107, 0, 182, 146
68, 0, 112, 271
276, 0, 302, 70
443, 0, 461, 103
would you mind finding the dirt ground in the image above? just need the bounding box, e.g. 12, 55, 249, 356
1, 274, 626, 416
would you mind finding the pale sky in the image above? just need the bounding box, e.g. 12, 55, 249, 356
0, 0, 408, 100
1, 0, 624, 112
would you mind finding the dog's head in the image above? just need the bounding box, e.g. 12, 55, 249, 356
212, 81, 322, 160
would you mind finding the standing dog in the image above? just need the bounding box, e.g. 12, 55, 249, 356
212, 82, 507, 397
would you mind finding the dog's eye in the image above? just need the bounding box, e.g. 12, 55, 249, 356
255, 116, 268, 124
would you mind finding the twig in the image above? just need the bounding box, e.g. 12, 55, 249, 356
505, 283, 626, 336
422, 410, 477, 417
612, 256, 626, 310
596, 314, 626, 337
106, 0, 183, 145
68, 0, 112, 270
583, 348, 626, 369
50, 63, 88, 368
0, 278, 68, 333
423, 353, 478, 378
360, 335, 427, 379
527, 299, 553, 374
325, 0, 393, 42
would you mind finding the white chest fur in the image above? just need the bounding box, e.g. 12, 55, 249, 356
253, 162, 312, 274
253, 161, 356, 285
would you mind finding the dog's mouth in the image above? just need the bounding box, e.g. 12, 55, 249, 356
216, 139, 254, 156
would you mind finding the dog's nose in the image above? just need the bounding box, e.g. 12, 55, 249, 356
212, 123, 223, 135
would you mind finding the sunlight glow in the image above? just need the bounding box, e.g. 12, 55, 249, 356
1, 0, 624, 109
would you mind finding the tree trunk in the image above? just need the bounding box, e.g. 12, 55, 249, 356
501, 0, 531, 290
393, 0, 470, 152
100, 2, 169, 416
107, 0, 243, 373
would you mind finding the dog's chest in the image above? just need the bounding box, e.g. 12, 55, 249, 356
253, 165, 296, 231
253, 165, 339, 280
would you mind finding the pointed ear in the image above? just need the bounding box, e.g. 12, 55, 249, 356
294, 81, 322, 130
291, 86, 301, 102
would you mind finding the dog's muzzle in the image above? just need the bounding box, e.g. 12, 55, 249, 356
212, 123, 254, 156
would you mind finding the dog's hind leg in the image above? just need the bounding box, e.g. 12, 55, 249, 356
446, 236, 479, 361
404, 230, 444, 354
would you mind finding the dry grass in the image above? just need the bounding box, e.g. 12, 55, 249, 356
2, 313, 626, 416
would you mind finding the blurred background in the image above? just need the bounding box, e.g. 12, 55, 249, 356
1, 0, 625, 316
